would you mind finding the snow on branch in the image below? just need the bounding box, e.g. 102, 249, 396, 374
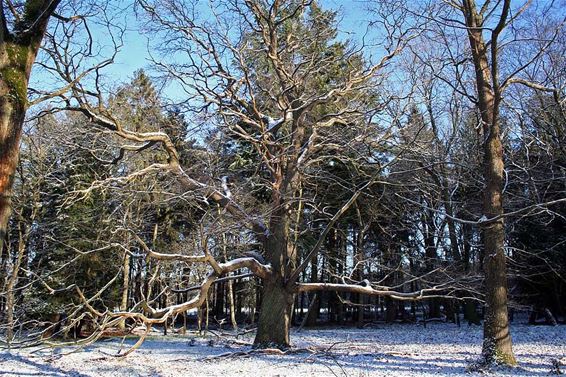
296, 282, 456, 301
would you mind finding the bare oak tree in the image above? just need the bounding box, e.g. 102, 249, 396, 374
34, 0, 457, 349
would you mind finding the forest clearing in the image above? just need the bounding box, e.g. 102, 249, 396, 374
0, 0, 565, 375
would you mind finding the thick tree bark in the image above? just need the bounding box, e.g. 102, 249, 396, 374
254, 277, 294, 348
253, 205, 296, 347
0, 45, 27, 257
253, 113, 303, 346
480, 133, 515, 364
462, 0, 516, 365
0, 0, 60, 257
0, 39, 34, 329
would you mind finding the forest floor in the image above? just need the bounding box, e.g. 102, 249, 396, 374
0, 322, 565, 376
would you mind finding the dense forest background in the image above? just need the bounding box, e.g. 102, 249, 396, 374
0, 0, 564, 367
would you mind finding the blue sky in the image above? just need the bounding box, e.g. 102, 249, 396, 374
86, 0, 372, 90
29, 0, 563, 104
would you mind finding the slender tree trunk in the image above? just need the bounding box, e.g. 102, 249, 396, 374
118, 252, 130, 330
217, 206, 238, 330
223, 240, 237, 330
305, 253, 320, 326
462, 222, 472, 272
426, 98, 461, 263
227, 279, 237, 330
205, 295, 209, 333
214, 281, 225, 318
383, 242, 397, 323
423, 210, 440, 318
5, 220, 27, 342
443, 194, 461, 262
462, 0, 516, 365
354, 221, 366, 328
327, 228, 343, 323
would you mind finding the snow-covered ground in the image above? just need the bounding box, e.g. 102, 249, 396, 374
0, 323, 564, 376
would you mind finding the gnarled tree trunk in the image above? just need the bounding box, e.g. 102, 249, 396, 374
254, 276, 294, 348
253, 212, 297, 347
253, 189, 298, 348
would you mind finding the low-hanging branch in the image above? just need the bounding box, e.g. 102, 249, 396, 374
116, 231, 272, 321
295, 282, 457, 301
138, 256, 271, 319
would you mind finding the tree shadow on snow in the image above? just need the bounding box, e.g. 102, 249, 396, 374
0, 352, 89, 377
